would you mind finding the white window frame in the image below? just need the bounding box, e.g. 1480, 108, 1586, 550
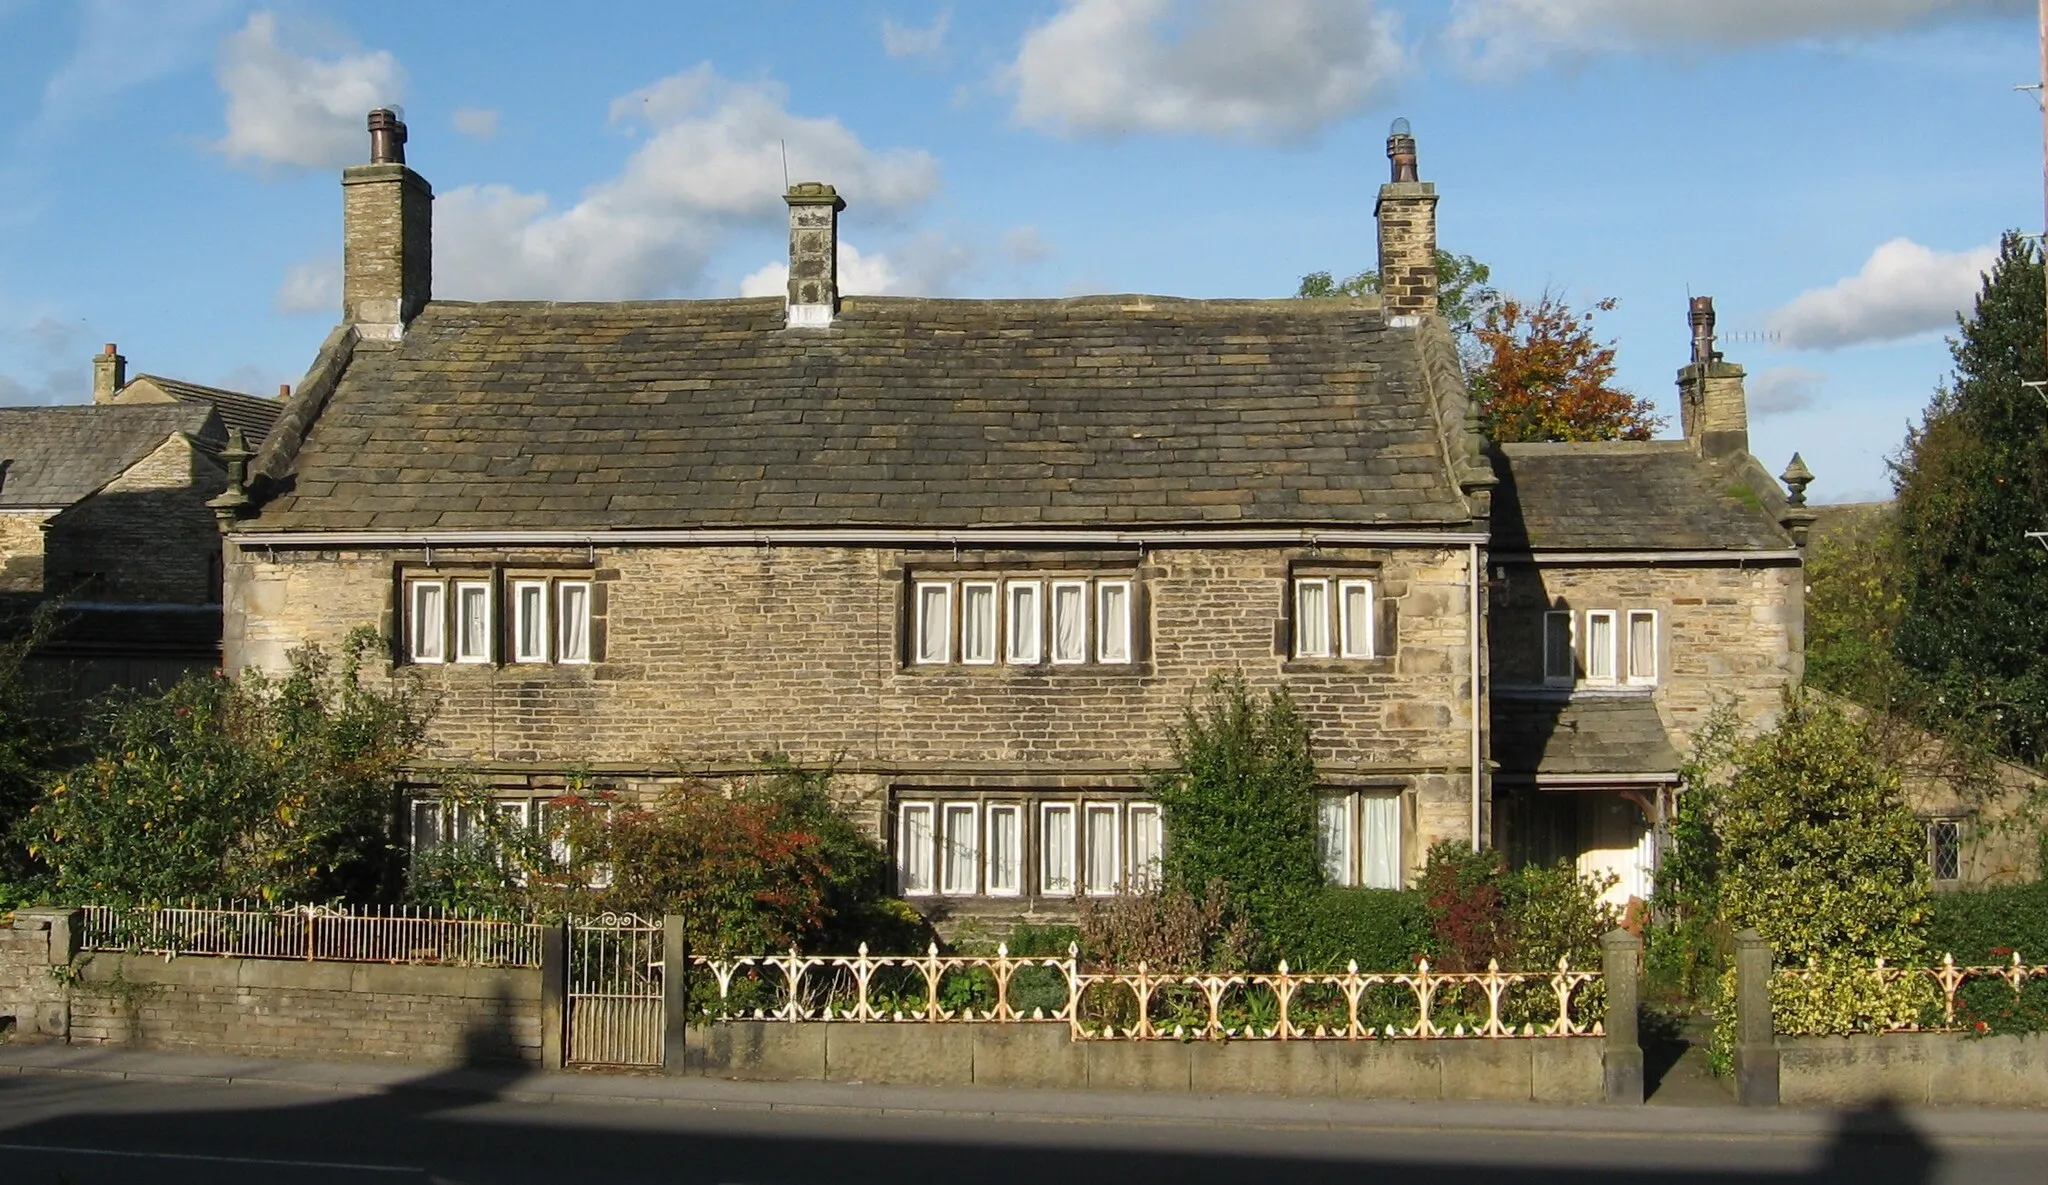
453, 579, 493, 664
939, 801, 982, 896
898, 802, 937, 896
913, 582, 952, 665
1359, 793, 1403, 890
986, 804, 1023, 897
1543, 610, 1576, 685
408, 580, 446, 664
1338, 579, 1376, 659
1082, 802, 1122, 897
1318, 793, 1356, 886
1006, 581, 1042, 665
512, 580, 549, 663
1050, 580, 1089, 665
1126, 801, 1163, 892
1097, 580, 1133, 665
960, 581, 999, 665
557, 581, 593, 664
1625, 609, 1659, 686
1583, 609, 1619, 685
1293, 577, 1332, 658
1040, 802, 1077, 896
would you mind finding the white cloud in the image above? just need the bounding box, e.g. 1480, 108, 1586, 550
1446, 0, 2027, 74
452, 107, 500, 139
212, 11, 406, 171
39, 0, 235, 127
1002, 226, 1054, 266
1010, 0, 1406, 142
1768, 238, 1996, 350
273, 257, 341, 315
435, 65, 939, 301
1748, 366, 1825, 418
739, 241, 904, 298
883, 10, 951, 58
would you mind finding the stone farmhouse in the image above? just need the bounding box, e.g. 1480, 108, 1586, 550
216, 111, 1820, 922
0, 351, 280, 696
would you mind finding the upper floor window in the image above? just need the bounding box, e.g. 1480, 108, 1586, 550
404, 572, 594, 666
1293, 576, 1375, 659
1544, 607, 1658, 688
912, 574, 1135, 668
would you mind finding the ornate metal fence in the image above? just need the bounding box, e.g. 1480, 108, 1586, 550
566, 913, 664, 1066
1774, 952, 2048, 1034
78, 903, 544, 967
693, 943, 1603, 1040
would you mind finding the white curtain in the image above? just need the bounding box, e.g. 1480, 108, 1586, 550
1628, 611, 1656, 681
916, 585, 950, 663
987, 807, 1021, 894
1361, 794, 1402, 889
941, 804, 980, 894
898, 804, 934, 894
1098, 583, 1131, 663
410, 583, 444, 661
1006, 583, 1041, 663
1127, 804, 1162, 891
1295, 579, 1329, 656
1041, 805, 1075, 894
1052, 583, 1087, 662
961, 584, 996, 663
517, 583, 546, 660
458, 584, 489, 659
558, 583, 590, 662
1317, 795, 1353, 885
1341, 581, 1373, 657
1084, 804, 1119, 894
1586, 612, 1616, 681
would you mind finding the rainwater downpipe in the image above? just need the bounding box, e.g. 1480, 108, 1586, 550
1469, 541, 1483, 851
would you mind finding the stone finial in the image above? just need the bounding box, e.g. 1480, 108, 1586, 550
92, 342, 126, 404
207, 428, 253, 527
1779, 453, 1817, 546
784, 181, 845, 328
1375, 118, 1438, 326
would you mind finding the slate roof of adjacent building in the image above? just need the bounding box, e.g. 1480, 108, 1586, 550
1489, 440, 1791, 552
1491, 694, 1682, 778
125, 376, 283, 444
250, 296, 1489, 533
0, 405, 222, 509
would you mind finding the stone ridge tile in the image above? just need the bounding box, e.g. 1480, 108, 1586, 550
254, 298, 1478, 530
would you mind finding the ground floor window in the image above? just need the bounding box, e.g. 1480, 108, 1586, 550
1928, 818, 1962, 883
896, 792, 1161, 900
1316, 792, 1403, 889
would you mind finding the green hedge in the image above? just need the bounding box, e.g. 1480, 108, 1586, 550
1284, 887, 1433, 972
1926, 881, 2048, 964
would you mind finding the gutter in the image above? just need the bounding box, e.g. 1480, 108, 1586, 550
228, 526, 1493, 549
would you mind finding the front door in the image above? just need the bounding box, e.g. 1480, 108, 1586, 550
1576, 794, 1653, 908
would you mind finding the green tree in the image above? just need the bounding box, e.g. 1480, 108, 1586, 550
16, 631, 428, 904
1889, 231, 2048, 767
0, 604, 68, 895
1297, 250, 1500, 354
1150, 674, 1323, 957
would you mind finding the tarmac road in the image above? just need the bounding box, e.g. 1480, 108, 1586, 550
1, 1050, 2044, 1185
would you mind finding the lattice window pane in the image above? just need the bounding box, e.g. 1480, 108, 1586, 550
1930, 819, 1961, 882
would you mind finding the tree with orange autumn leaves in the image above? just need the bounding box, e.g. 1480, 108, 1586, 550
1298, 258, 1662, 443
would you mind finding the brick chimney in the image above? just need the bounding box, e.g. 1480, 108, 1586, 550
1676, 297, 1749, 456
91, 343, 126, 404
784, 182, 844, 328
342, 108, 432, 341
1375, 118, 1438, 327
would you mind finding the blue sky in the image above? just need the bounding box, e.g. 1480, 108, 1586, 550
0, 0, 2036, 503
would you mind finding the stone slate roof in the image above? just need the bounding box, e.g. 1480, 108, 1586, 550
1492, 694, 1681, 779
0, 405, 221, 509
251, 296, 1483, 532
128, 376, 283, 444
1490, 441, 1791, 552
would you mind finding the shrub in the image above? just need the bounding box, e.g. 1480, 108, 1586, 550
1419, 841, 1509, 971
1927, 881, 2048, 964
1075, 883, 1253, 973
1288, 887, 1432, 972
17, 632, 426, 905
1152, 674, 1324, 961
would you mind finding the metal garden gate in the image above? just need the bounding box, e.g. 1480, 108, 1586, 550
566, 913, 664, 1066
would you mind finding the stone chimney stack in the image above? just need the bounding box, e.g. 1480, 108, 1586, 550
1676, 296, 1750, 456
91, 343, 126, 404
342, 108, 432, 341
784, 182, 844, 328
1375, 118, 1438, 327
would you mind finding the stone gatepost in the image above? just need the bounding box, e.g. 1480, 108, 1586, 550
1601, 928, 1644, 1104
2, 907, 81, 1041
662, 914, 689, 1076
1733, 929, 1780, 1106
539, 922, 568, 1070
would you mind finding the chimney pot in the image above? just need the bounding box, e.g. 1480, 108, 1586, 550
278, 384, 291, 399
367, 108, 407, 165
103, 343, 117, 356
1386, 117, 1418, 183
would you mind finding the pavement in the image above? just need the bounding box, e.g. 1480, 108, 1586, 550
1, 1041, 2045, 1143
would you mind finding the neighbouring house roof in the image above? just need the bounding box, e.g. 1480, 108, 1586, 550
1490, 440, 1792, 552
119, 375, 284, 444
0, 404, 222, 509
248, 296, 1493, 533
1492, 694, 1682, 780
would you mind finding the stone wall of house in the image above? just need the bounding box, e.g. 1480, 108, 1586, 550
225, 540, 1486, 876
0, 510, 51, 594
43, 435, 226, 604
1489, 559, 1803, 751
